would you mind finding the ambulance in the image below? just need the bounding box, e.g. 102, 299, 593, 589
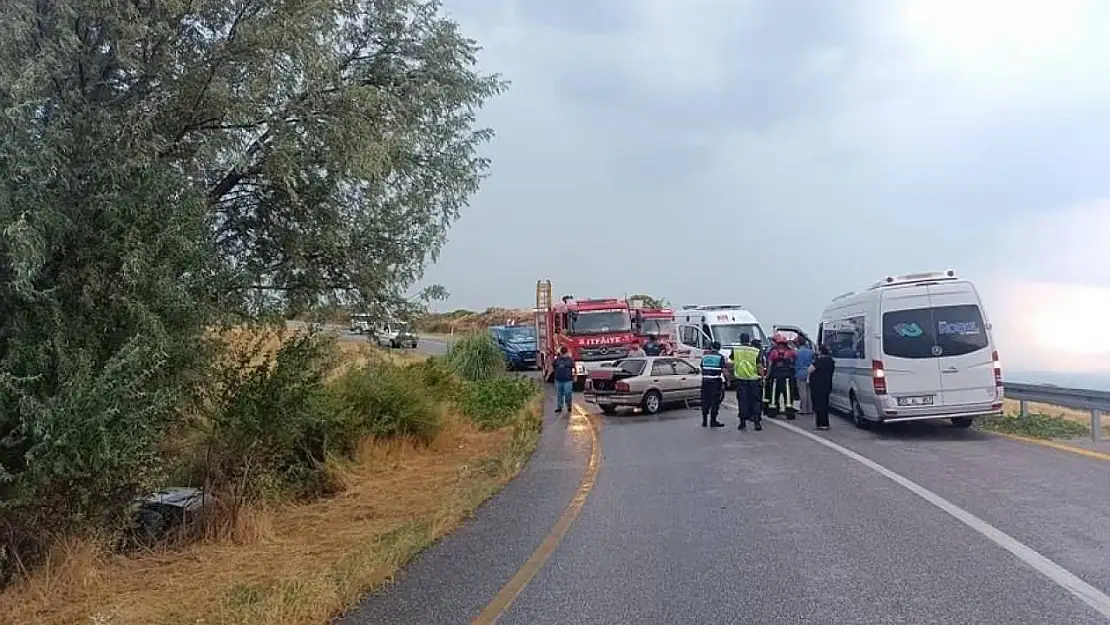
673, 305, 769, 367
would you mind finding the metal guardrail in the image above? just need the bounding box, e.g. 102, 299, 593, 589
1003, 382, 1110, 442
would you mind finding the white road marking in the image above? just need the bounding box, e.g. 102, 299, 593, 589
722, 400, 1110, 620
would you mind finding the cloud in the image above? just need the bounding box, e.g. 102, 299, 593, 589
974, 201, 1110, 372
425, 0, 1110, 374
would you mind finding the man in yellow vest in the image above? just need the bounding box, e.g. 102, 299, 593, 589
731, 333, 763, 431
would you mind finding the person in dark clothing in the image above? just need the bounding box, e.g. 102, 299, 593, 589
552, 347, 575, 414
808, 344, 835, 430
643, 333, 664, 356
699, 341, 727, 428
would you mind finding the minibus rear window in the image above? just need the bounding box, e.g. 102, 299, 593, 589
882, 305, 988, 359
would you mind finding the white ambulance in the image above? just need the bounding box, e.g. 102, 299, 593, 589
817, 270, 1003, 429
673, 305, 768, 364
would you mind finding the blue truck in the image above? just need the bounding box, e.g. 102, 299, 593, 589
488, 324, 538, 371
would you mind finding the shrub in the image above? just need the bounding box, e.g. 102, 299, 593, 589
457, 377, 540, 430
329, 362, 442, 446
446, 333, 505, 382
195, 327, 339, 502
404, 356, 462, 403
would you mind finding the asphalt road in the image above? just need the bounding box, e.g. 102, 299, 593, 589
338, 356, 1110, 623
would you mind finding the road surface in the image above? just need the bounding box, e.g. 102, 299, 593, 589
335, 347, 1110, 624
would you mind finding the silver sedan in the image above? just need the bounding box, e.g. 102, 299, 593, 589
583, 356, 704, 415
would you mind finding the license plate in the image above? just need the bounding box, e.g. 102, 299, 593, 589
897, 395, 934, 407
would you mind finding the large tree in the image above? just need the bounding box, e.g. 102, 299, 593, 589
0, 0, 502, 559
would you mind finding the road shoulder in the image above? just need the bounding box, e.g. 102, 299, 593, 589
338, 390, 592, 625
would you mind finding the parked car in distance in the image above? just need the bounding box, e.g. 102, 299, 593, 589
583, 356, 702, 415
373, 320, 418, 349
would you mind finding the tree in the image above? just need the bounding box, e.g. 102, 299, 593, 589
629, 294, 671, 309
0, 0, 503, 572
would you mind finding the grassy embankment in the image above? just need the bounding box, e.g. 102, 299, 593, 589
0, 330, 541, 625
977, 398, 1097, 440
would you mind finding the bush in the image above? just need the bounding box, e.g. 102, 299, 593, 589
195, 328, 339, 502
404, 356, 463, 403
446, 333, 505, 382
457, 377, 539, 430
329, 362, 442, 446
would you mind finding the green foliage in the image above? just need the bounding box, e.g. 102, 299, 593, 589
446, 333, 506, 382
628, 294, 670, 309
196, 329, 340, 501
404, 356, 463, 403
329, 362, 443, 446
457, 377, 540, 430
0, 0, 504, 581
977, 412, 1090, 440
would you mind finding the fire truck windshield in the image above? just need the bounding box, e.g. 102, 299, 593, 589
641, 318, 675, 337
569, 309, 632, 335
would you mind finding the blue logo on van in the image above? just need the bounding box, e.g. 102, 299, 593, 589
894, 322, 924, 338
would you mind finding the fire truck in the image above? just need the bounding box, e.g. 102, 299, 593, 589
535, 279, 638, 391
634, 307, 677, 353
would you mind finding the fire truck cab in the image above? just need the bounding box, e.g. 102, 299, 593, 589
535, 280, 638, 391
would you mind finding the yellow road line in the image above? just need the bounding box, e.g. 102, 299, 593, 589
471, 403, 601, 624
995, 432, 1110, 462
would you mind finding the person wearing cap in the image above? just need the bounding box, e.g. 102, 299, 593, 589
699, 341, 728, 428
766, 333, 798, 419
731, 332, 763, 431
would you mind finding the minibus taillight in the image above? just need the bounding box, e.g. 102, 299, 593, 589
992, 351, 1002, 388
871, 360, 887, 395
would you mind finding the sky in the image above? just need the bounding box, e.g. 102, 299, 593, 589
420, 0, 1110, 376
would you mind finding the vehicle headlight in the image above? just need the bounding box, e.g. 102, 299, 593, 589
575, 363, 587, 374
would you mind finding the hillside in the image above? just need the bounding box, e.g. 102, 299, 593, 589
416, 308, 534, 334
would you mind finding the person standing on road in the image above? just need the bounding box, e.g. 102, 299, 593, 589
731, 333, 763, 431
627, 340, 647, 358
697, 341, 732, 426
766, 334, 798, 419
553, 346, 575, 414
794, 338, 815, 416
699, 341, 727, 428
808, 344, 835, 430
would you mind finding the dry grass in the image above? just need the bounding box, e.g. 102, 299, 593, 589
416, 308, 533, 334
0, 397, 543, 625
1002, 398, 1096, 425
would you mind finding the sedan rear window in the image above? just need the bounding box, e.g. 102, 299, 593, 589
616, 359, 646, 376
883, 305, 988, 359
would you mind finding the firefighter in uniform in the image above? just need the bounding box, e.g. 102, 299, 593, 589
766, 333, 798, 419
699, 341, 727, 428
731, 333, 763, 431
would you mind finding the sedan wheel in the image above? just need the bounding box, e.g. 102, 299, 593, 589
641, 390, 663, 415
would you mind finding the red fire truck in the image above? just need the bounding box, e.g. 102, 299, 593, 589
634, 307, 676, 353
535, 279, 638, 391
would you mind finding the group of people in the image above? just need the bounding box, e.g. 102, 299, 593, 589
699, 332, 835, 431
550, 331, 837, 431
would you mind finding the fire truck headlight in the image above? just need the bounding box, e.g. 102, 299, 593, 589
575, 363, 586, 375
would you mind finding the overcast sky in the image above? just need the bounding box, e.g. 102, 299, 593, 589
421, 0, 1110, 374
